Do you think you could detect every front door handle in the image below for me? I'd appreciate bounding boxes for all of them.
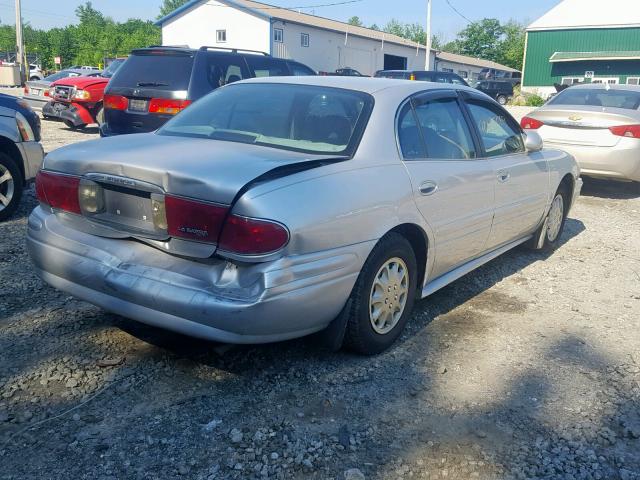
[419,181,438,196]
[497,170,511,183]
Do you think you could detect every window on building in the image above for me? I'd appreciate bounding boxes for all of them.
[441,67,453,73]
[561,77,584,86]
[591,77,619,85]
[458,70,468,79]
[216,30,227,43]
[627,77,640,85]
[274,28,284,43]
[301,33,309,47]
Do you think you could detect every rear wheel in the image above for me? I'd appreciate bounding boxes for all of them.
[0,153,23,222]
[529,184,569,251]
[64,120,86,130]
[95,106,104,126]
[496,94,508,105]
[344,233,418,355]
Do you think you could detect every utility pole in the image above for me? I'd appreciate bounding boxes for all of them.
[425,0,432,70]
[15,0,25,84]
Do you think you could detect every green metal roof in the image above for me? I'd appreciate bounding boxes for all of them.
[550,51,640,62]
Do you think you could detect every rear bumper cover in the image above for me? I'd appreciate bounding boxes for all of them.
[27,207,370,343]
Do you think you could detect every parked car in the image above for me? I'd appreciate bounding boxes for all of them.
[374,70,469,86]
[521,83,640,182]
[42,59,125,129]
[0,94,44,221]
[22,69,103,112]
[28,77,581,354]
[100,46,316,137]
[478,68,522,87]
[320,67,366,76]
[28,64,44,81]
[475,80,514,105]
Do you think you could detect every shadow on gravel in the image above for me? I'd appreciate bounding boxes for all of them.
[580,177,640,200]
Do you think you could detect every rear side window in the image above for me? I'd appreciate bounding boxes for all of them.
[205,54,249,88]
[108,52,195,91]
[245,56,289,77]
[415,72,434,81]
[548,88,640,109]
[466,101,524,157]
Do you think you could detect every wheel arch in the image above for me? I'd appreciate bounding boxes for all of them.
[0,136,25,185]
[388,223,429,290]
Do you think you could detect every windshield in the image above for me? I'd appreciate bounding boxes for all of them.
[549,88,640,109]
[157,83,373,155]
[44,71,72,82]
[101,59,125,78]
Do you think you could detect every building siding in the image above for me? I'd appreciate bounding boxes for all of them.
[524,27,640,87]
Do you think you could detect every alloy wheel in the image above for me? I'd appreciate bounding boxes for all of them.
[0,164,14,213]
[546,194,564,242]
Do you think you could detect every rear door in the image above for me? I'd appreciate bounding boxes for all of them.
[462,94,549,248]
[104,50,196,135]
[398,90,495,278]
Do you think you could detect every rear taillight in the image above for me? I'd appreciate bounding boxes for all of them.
[165,195,228,243]
[219,215,289,255]
[35,171,81,214]
[520,116,544,129]
[23,85,29,95]
[149,98,191,115]
[103,94,128,110]
[609,124,640,139]
[44,89,50,97]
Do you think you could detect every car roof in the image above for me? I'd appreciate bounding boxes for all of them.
[563,83,640,92]
[238,75,473,95]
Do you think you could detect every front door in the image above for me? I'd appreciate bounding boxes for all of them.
[397,90,495,278]
[463,95,549,248]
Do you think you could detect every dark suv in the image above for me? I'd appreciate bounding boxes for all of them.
[101,46,316,136]
[475,80,514,105]
[374,70,469,86]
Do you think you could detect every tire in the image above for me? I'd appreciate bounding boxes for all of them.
[528,184,570,252]
[344,232,418,355]
[496,94,508,105]
[64,120,85,130]
[0,152,24,222]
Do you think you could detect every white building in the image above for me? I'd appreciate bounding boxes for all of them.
[156,0,435,75]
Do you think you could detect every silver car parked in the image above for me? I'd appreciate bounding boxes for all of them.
[521,84,640,182]
[27,77,581,354]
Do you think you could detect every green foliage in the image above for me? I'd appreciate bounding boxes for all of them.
[526,94,545,107]
[497,20,526,70]
[453,18,504,62]
[0,1,160,70]
[347,16,363,27]
[158,0,191,19]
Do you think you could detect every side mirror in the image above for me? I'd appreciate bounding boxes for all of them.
[524,130,543,152]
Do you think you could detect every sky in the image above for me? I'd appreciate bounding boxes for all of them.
[0,0,561,39]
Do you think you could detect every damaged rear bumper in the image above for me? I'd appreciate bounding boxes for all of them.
[27,207,371,344]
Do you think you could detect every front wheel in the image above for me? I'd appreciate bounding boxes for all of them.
[344,233,418,355]
[529,185,569,251]
[64,120,86,130]
[0,153,24,222]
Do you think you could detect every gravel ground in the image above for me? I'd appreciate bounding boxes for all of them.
[0,106,639,480]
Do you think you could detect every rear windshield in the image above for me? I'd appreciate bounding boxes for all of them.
[157,83,373,156]
[108,52,195,91]
[44,71,74,82]
[549,88,640,109]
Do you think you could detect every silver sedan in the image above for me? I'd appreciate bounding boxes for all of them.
[27,77,581,354]
[521,84,640,182]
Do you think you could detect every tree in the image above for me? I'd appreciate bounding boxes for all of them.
[158,0,191,19]
[347,16,363,27]
[451,18,504,62]
[382,19,427,45]
[498,20,526,70]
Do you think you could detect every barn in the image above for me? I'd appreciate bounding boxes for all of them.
[522,0,640,97]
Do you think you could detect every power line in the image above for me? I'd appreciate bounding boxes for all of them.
[0,2,76,21]
[444,0,472,24]
[203,0,364,10]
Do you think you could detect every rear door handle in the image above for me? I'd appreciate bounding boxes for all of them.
[419,181,438,196]
[497,170,511,183]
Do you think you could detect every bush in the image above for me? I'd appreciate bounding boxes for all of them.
[526,95,545,107]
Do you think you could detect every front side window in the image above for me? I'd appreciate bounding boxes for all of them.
[398,96,476,160]
[288,61,316,76]
[216,30,227,43]
[245,56,288,77]
[301,33,309,47]
[274,28,284,43]
[158,83,373,156]
[466,101,524,157]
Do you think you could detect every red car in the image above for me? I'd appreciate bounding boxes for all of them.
[42,59,125,129]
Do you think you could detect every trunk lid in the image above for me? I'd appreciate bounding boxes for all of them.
[532,106,640,147]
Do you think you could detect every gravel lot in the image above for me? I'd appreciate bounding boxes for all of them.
[0,105,639,480]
